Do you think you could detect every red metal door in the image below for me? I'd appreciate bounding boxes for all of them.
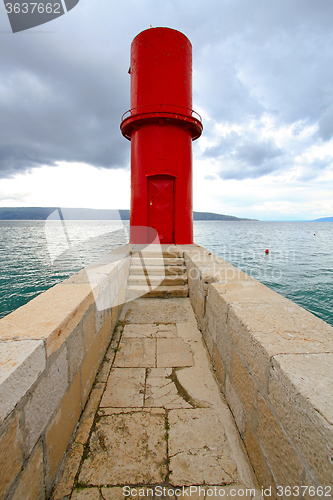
[148,176,174,243]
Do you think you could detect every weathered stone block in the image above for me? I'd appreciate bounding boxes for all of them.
[243,417,276,499]
[83,307,95,351]
[0,411,23,500]
[211,343,225,387]
[225,375,245,436]
[203,325,214,357]
[214,314,233,374]
[0,283,95,357]
[24,347,69,452]
[100,312,112,355]
[257,394,304,489]
[206,285,229,326]
[0,339,45,423]
[269,353,333,486]
[46,370,81,487]
[81,333,101,407]
[232,351,257,417]
[66,324,85,382]
[228,306,270,387]
[11,440,45,500]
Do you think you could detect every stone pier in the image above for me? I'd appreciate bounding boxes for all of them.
[0,244,332,500]
[51,296,260,500]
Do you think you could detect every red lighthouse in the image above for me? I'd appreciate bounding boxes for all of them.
[120,27,202,244]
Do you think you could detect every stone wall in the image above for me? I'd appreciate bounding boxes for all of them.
[0,244,130,500]
[184,246,333,498]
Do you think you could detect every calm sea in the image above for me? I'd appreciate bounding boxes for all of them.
[0,220,332,326]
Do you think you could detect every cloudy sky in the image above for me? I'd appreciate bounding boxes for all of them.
[1,0,333,221]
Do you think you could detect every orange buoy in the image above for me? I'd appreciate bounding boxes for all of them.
[265,249,269,254]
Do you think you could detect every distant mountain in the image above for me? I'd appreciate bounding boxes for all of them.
[0,207,258,221]
[312,216,333,222]
[192,211,258,221]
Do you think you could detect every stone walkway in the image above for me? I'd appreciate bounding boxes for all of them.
[52,298,262,500]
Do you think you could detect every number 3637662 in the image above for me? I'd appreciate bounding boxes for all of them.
[5,3,62,14]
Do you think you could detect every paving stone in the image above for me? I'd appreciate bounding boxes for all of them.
[100,368,145,407]
[123,324,177,338]
[119,298,190,324]
[157,339,194,368]
[122,324,158,338]
[175,486,206,499]
[101,487,127,500]
[102,486,154,500]
[72,488,101,500]
[145,368,192,409]
[202,485,260,499]
[168,409,238,486]
[156,324,178,337]
[79,412,167,485]
[114,338,156,368]
[98,407,165,416]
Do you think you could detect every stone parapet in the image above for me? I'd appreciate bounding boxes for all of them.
[0,244,130,500]
[184,245,333,497]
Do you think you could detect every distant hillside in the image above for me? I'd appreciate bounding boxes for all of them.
[0,207,258,221]
[312,216,333,222]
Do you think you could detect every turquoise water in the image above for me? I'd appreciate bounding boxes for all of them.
[0,220,332,326]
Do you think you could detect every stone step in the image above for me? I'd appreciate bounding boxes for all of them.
[128,274,187,286]
[126,284,189,300]
[131,250,183,259]
[129,265,186,276]
[130,257,184,267]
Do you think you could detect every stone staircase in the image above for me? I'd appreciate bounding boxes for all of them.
[126,247,189,299]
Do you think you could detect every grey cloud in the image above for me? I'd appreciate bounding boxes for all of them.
[203,133,284,179]
[236,141,282,166]
[1,0,333,182]
[318,105,333,141]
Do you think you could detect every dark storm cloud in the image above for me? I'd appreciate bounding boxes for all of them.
[0,4,132,178]
[0,0,333,181]
[203,133,284,179]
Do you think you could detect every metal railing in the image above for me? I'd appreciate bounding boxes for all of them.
[121,104,202,123]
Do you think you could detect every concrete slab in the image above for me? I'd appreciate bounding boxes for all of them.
[157,339,194,368]
[168,408,238,486]
[114,338,156,368]
[100,368,145,407]
[78,411,167,485]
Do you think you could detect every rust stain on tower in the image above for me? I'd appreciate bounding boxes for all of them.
[120,27,203,244]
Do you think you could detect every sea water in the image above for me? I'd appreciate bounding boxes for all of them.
[0,220,332,326]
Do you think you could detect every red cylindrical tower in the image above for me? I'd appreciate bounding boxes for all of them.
[121,27,202,244]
